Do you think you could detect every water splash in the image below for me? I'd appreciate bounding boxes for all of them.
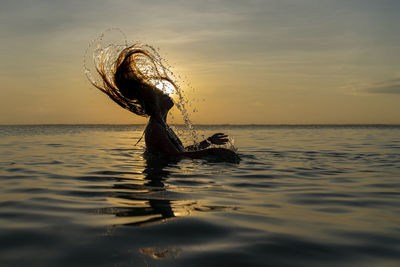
[84,28,128,90]
[84,29,200,146]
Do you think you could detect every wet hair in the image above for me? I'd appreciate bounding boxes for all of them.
[89,44,176,117]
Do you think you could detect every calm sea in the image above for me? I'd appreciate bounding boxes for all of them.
[0,125,399,266]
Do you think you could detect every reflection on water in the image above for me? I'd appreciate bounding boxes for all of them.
[0,125,400,266]
[139,247,181,260]
[101,156,178,226]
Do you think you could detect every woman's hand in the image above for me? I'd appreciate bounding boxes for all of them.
[207,133,229,145]
[185,133,229,151]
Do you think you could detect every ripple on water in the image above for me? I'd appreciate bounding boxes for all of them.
[1,125,400,266]
[25,160,64,165]
[6,167,39,174]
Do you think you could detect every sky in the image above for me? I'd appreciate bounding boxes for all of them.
[1,0,399,124]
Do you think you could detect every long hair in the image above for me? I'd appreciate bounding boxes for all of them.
[87,43,177,117]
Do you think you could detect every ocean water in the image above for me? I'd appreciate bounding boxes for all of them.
[0,124,399,267]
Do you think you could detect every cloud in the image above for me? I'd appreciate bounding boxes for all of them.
[364,78,400,94]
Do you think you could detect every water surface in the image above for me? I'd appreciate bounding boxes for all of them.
[1,125,400,266]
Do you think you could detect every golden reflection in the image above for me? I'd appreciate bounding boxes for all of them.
[139,247,181,260]
[104,156,180,226]
[101,154,234,226]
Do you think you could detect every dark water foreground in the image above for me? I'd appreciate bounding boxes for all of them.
[1,125,399,266]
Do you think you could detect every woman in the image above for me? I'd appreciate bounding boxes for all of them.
[89,44,238,160]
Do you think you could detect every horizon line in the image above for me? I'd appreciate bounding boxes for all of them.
[1,123,400,126]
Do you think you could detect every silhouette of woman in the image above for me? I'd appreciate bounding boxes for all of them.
[88,43,238,160]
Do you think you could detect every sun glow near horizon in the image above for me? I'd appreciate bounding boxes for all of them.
[0,0,399,125]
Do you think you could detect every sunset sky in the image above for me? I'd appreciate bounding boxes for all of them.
[1,0,399,124]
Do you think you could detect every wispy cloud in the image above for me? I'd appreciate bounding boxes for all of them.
[364,78,400,94]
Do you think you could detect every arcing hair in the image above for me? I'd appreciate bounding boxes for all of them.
[87,43,177,117]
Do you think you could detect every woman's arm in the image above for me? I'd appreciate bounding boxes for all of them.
[185,139,211,151]
[145,122,236,160]
[185,133,229,151]
[178,147,239,161]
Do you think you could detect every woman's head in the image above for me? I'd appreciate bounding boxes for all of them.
[88,43,176,118]
[114,48,175,117]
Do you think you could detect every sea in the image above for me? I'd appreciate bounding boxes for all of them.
[0,124,399,267]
